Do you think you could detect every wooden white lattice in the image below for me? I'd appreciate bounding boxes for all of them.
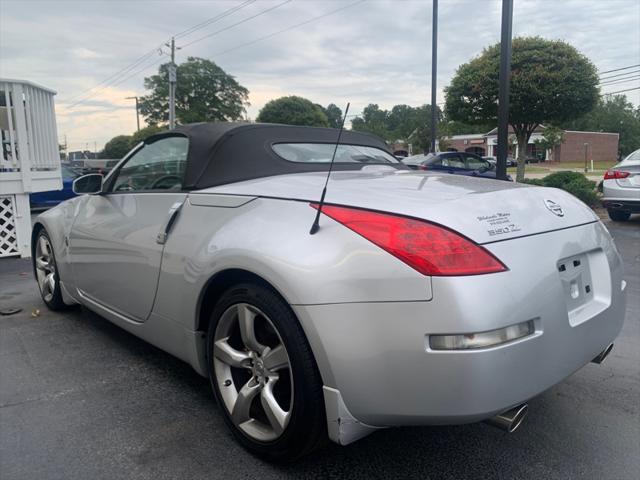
[0,195,19,257]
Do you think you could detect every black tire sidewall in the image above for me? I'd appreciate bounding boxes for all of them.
[607,209,630,222]
[206,283,326,461]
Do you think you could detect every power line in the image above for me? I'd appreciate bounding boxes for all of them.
[599,75,640,87]
[209,0,367,58]
[598,64,640,75]
[180,0,293,49]
[62,0,257,110]
[599,69,640,82]
[601,86,640,96]
[174,0,257,39]
[59,43,166,104]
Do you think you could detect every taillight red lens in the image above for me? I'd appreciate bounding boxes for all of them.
[604,170,630,180]
[419,164,428,170]
[311,204,507,276]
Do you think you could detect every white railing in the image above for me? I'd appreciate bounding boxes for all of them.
[1,78,61,258]
[1,78,59,173]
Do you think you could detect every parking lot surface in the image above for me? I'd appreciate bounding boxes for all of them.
[1,216,639,480]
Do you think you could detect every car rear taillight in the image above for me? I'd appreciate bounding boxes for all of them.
[604,170,630,180]
[419,164,428,170]
[310,204,507,276]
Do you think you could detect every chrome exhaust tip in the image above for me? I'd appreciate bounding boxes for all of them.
[591,343,614,364]
[484,403,528,433]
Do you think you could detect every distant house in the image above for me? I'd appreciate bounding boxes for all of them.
[447,126,619,162]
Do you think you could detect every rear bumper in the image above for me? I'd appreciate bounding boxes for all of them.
[294,222,626,427]
[602,198,640,213]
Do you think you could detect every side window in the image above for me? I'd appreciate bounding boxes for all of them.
[111,137,188,192]
[463,154,488,170]
[447,154,466,169]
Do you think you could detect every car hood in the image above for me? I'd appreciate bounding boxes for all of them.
[198,168,598,244]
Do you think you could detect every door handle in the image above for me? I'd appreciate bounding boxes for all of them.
[156,200,185,245]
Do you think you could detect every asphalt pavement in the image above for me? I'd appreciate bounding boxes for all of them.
[1,215,639,480]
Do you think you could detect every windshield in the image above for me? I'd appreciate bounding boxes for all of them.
[272,143,399,164]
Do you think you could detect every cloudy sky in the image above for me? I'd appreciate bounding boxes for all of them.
[1,0,639,151]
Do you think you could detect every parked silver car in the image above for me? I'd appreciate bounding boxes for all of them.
[33,123,626,461]
[602,149,640,221]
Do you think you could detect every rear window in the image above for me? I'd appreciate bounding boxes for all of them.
[272,143,399,164]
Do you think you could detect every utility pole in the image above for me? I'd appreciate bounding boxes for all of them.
[168,37,177,130]
[496,0,513,181]
[430,0,438,153]
[126,96,141,131]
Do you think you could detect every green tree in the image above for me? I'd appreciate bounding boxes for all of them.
[563,94,640,157]
[129,125,165,148]
[139,57,249,125]
[257,96,329,127]
[102,135,133,159]
[325,103,343,128]
[533,126,565,161]
[445,37,599,181]
[351,104,388,139]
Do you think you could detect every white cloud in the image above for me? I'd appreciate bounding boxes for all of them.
[1,0,638,149]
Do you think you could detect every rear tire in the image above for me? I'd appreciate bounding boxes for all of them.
[608,209,630,222]
[206,283,326,462]
[32,228,66,310]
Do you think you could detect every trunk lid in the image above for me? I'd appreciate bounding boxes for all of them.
[202,169,598,244]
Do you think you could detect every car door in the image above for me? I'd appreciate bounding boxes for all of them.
[69,135,189,322]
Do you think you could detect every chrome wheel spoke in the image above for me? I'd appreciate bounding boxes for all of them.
[44,272,56,295]
[237,304,266,354]
[36,256,49,271]
[263,344,289,371]
[261,381,290,435]
[214,338,251,369]
[231,378,261,425]
[38,236,49,256]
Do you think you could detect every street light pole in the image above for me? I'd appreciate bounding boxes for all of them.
[430,0,438,153]
[168,37,177,130]
[496,0,513,181]
[125,96,140,131]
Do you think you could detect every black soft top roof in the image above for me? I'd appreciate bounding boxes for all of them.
[145,122,404,190]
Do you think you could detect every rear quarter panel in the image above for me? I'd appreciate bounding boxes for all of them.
[153,195,432,331]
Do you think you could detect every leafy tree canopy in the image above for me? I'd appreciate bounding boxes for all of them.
[445,36,599,181]
[102,135,132,159]
[256,96,329,127]
[563,94,640,157]
[139,57,249,126]
[351,103,442,152]
[324,103,343,128]
[129,125,165,148]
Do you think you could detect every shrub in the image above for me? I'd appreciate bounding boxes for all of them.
[542,171,590,189]
[522,178,545,186]
[529,170,599,206]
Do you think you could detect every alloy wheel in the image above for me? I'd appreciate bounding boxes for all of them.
[35,235,57,303]
[213,303,293,442]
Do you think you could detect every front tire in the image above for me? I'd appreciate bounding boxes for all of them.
[206,283,326,462]
[33,228,66,310]
[608,209,630,222]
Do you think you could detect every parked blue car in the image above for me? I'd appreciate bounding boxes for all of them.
[30,165,80,209]
[403,152,512,181]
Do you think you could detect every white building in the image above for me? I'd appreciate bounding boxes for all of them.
[1,78,61,258]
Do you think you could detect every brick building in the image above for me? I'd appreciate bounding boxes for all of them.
[446,126,619,162]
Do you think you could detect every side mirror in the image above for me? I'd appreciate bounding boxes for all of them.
[72,174,103,194]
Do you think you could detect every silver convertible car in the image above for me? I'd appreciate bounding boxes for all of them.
[33,123,626,461]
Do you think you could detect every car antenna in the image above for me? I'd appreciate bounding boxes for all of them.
[309,102,350,235]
